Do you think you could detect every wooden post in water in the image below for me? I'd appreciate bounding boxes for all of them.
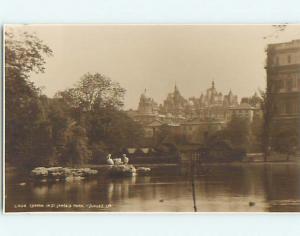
[191,152,197,212]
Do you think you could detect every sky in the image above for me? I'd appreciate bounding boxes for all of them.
[7,24,300,109]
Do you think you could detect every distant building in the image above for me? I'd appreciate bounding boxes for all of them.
[143,119,164,138]
[161,84,189,120]
[265,39,300,130]
[240,92,263,121]
[227,103,256,122]
[127,82,261,140]
[240,92,261,107]
[127,89,181,138]
[188,81,238,121]
[134,89,159,125]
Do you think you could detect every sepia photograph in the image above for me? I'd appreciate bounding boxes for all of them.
[3,24,300,213]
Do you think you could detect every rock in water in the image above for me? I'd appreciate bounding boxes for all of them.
[48,167,65,179]
[78,168,98,177]
[110,165,136,177]
[31,167,48,178]
[136,167,151,175]
[113,158,123,165]
[31,167,98,181]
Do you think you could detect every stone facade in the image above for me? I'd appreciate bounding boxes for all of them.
[265,39,300,131]
[227,103,255,122]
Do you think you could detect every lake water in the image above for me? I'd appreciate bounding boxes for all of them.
[5,163,300,212]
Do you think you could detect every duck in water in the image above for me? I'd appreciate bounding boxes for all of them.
[106,154,114,165]
[122,154,129,164]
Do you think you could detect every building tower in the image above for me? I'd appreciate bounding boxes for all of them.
[136,89,158,124]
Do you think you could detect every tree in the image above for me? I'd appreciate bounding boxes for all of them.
[5,30,53,79]
[63,124,91,167]
[45,97,73,165]
[225,115,250,149]
[56,73,126,113]
[249,115,263,152]
[90,142,109,164]
[155,124,170,145]
[5,29,53,168]
[86,109,144,152]
[272,128,298,161]
[56,73,144,155]
[203,117,249,161]
[260,47,277,161]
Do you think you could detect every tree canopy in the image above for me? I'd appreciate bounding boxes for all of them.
[5,31,144,168]
[5,30,53,168]
[56,73,126,112]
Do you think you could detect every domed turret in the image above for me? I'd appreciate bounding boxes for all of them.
[137,89,158,115]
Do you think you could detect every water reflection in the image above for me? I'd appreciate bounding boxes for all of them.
[5,163,300,212]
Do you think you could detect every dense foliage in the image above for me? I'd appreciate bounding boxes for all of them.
[5,30,144,168]
[206,116,250,150]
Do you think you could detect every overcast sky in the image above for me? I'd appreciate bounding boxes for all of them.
[8,24,300,109]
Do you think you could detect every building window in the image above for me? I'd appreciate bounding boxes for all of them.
[279,79,284,90]
[293,101,298,113]
[294,77,297,88]
[287,79,293,91]
[275,79,284,91]
[275,56,279,65]
[287,55,291,64]
[286,102,292,114]
[279,102,286,114]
